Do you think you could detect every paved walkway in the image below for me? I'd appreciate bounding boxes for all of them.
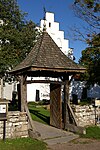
[33,121,79,145]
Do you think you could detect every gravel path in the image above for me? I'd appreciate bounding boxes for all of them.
[48,138,100,150]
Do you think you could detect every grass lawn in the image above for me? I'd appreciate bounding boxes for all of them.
[28,102,50,125]
[81,126,100,139]
[0,138,47,150]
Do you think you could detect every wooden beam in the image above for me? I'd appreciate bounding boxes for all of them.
[26,80,64,85]
[30,67,86,73]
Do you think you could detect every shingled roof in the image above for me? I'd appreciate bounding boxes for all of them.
[10,31,85,75]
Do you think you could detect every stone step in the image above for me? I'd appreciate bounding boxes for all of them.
[44,134,79,145]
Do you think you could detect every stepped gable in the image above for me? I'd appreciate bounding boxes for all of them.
[10,31,85,74]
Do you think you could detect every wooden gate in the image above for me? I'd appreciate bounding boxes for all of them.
[50,83,62,129]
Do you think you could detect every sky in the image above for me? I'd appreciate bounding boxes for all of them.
[17,0,87,63]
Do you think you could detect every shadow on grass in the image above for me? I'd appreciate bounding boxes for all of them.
[29,109,50,125]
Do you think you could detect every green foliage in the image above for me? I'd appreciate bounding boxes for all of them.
[81,126,100,139]
[38,99,50,105]
[0,138,47,150]
[0,0,39,76]
[79,98,93,105]
[8,99,19,111]
[0,0,25,29]
[74,0,100,12]
[79,33,100,86]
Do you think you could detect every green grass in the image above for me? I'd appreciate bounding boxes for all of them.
[0,138,47,150]
[78,98,93,106]
[81,126,100,139]
[28,102,50,125]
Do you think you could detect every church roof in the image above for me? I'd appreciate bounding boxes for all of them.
[10,31,85,75]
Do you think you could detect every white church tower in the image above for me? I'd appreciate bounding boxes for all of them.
[40,12,73,59]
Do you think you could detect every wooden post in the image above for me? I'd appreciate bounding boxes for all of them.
[19,76,40,138]
[0,78,4,99]
[3,120,6,141]
[63,76,70,129]
[20,75,27,112]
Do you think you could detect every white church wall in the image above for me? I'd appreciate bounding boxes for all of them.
[27,77,50,102]
[3,83,13,100]
[45,12,54,22]
[40,20,59,32]
[62,39,69,55]
[0,19,4,26]
[27,83,50,102]
[0,82,17,100]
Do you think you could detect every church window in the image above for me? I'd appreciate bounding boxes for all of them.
[49,22,51,27]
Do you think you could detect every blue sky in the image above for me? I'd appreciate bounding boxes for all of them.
[17,0,87,62]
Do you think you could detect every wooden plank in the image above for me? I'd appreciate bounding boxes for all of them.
[67,103,78,126]
[50,83,62,129]
[24,104,40,138]
[30,67,85,73]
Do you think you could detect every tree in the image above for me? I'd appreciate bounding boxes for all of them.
[71,0,100,41]
[71,1,100,86]
[0,0,39,99]
[79,33,100,86]
[0,0,38,77]
[74,0,100,28]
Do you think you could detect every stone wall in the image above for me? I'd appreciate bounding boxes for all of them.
[72,105,100,127]
[0,111,29,139]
